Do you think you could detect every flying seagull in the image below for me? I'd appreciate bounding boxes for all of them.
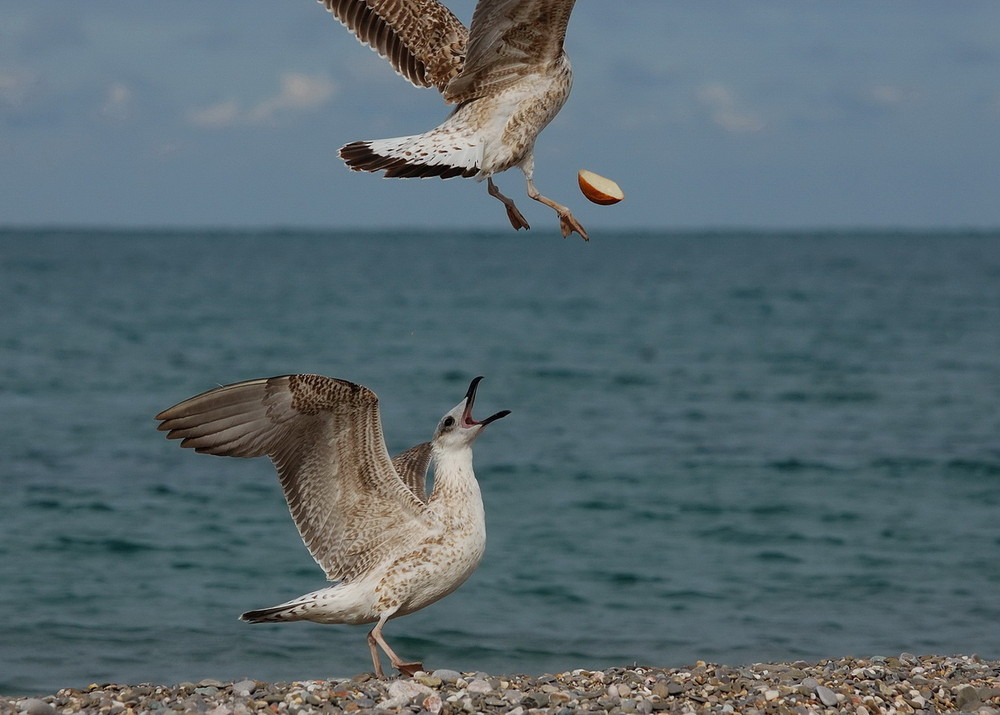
[155,374,509,678]
[323,0,589,240]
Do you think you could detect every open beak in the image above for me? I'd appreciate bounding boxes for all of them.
[462,376,511,428]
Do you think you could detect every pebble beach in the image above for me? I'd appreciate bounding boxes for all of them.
[5,654,1000,714]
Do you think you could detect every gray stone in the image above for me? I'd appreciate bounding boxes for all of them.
[815,685,839,706]
[466,678,494,694]
[520,692,550,708]
[231,680,256,697]
[19,699,56,715]
[431,669,462,684]
[955,684,983,710]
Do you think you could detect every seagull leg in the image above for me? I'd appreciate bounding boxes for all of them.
[368,615,424,678]
[366,627,387,679]
[488,177,531,231]
[526,177,589,241]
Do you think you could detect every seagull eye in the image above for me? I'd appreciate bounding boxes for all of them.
[443,416,455,429]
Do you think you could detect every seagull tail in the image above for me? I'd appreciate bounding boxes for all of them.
[340,129,482,180]
[241,605,296,623]
[240,597,314,623]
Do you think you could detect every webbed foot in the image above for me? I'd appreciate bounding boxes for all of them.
[558,211,589,241]
[395,661,425,677]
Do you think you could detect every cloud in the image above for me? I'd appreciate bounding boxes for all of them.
[0,67,41,112]
[187,72,336,128]
[99,82,134,123]
[863,84,920,108]
[187,99,241,129]
[697,83,766,133]
[247,73,336,123]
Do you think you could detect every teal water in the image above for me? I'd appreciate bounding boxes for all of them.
[2,229,999,695]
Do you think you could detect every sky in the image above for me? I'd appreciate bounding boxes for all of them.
[2,1,1000,231]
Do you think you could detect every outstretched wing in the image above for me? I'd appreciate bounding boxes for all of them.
[155,374,429,582]
[444,0,577,103]
[319,0,469,93]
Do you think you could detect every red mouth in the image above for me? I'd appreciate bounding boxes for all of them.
[462,376,511,428]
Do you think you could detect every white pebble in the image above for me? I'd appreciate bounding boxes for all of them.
[466,678,494,694]
[422,693,443,713]
[380,679,434,709]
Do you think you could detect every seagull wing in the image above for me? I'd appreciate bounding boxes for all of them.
[319,0,469,92]
[155,374,429,582]
[391,442,433,504]
[444,0,577,103]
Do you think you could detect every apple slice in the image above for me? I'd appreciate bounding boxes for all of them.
[578,169,624,205]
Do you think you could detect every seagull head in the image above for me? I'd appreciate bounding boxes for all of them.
[433,376,510,450]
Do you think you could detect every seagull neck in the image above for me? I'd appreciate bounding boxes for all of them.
[429,444,478,499]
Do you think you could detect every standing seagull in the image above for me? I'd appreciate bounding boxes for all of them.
[155,374,509,678]
[324,0,589,240]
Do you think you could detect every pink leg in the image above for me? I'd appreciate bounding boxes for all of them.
[367,614,423,678]
[526,177,589,241]
[488,177,531,231]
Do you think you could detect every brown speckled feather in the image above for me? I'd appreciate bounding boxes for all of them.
[319,0,468,92]
[444,0,577,103]
[155,374,428,582]
[391,442,433,503]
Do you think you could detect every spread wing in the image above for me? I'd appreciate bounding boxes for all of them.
[155,374,429,582]
[319,0,469,93]
[391,442,433,504]
[444,0,577,103]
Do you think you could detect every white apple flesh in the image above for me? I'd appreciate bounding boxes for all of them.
[578,170,624,205]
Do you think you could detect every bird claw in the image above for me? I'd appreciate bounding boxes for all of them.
[559,212,589,241]
[395,661,425,677]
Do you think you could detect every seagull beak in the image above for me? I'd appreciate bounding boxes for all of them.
[462,376,510,428]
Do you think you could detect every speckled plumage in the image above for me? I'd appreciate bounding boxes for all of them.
[321,0,588,239]
[155,374,509,678]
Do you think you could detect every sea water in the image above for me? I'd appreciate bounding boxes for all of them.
[2,229,999,695]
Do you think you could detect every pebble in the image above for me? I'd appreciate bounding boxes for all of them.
[19,699,56,715]
[431,669,462,684]
[6,654,1000,714]
[465,678,494,694]
[230,679,256,697]
[816,683,840,706]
